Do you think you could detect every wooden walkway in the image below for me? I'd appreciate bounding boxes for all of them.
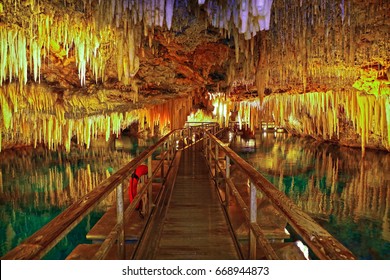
[133,143,240,259]
[4,127,356,261]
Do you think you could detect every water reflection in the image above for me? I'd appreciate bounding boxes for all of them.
[232,132,390,259]
[0,137,142,259]
[0,147,132,208]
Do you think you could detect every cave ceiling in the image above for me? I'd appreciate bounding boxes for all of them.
[1,0,389,113]
[1,0,267,116]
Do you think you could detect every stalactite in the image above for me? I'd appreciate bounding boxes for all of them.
[0,0,276,89]
[262,87,390,152]
[264,0,389,94]
[0,93,12,132]
[0,81,193,152]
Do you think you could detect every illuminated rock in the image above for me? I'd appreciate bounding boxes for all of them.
[0,0,389,153]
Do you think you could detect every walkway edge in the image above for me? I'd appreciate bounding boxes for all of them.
[132,150,183,259]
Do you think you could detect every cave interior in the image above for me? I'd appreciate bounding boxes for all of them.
[0,0,389,154]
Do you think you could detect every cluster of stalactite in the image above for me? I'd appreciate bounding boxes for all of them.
[0,0,273,153]
[262,0,389,93]
[202,0,273,39]
[261,87,390,153]
[207,76,389,153]
[0,0,387,90]
[0,82,192,152]
[0,0,274,88]
[140,98,192,135]
[0,0,153,88]
[0,8,109,86]
[206,93,261,131]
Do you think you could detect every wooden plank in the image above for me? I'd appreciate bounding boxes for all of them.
[257,242,307,260]
[66,244,135,260]
[132,150,183,259]
[147,145,240,260]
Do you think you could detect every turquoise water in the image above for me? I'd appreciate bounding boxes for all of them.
[0,135,154,259]
[231,132,390,260]
[2,132,389,260]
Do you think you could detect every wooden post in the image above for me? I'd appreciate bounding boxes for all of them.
[187,126,190,147]
[172,132,176,155]
[203,124,206,153]
[225,155,230,207]
[249,181,257,259]
[170,132,174,159]
[166,139,170,162]
[148,155,153,211]
[215,144,219,182]
[186,127,188,147]
[208,137,212,167]
[190,126,193,149]
[171,133,175,155]
[160,143,165,184]
[116,180,125,259]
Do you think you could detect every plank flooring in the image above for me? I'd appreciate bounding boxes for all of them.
[136,143,240,260]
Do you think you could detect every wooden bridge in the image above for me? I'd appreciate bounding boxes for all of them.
[1,123,356,260]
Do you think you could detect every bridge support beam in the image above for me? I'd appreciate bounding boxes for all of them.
[225,155,230,207]
[148,156,153,212]
[116,180,125,259]
[249,181,257,259]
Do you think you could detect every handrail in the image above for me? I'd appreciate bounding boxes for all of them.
[1,129,176,259]
[204,130,356,260]
[2,123,220,260]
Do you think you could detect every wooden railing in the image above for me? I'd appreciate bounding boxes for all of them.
[1,123,219,260]
[2,122,354,260]
[203,130,356,260]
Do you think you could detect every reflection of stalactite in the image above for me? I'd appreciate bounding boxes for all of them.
[356,159,366,219]
[0,170,3,193]
[5,223,16,253]
[304,151,390,230]
[255,137,390,231]
[383,187,390,242]
[0,148,134,210]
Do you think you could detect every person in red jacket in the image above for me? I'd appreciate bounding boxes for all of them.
[128,164,148,218]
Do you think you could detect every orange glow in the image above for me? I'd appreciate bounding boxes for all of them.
[187,109,215,123]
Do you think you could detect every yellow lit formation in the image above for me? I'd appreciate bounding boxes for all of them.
[206,76,389,154]
[262,88,390,153]
[0,83,192,152]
